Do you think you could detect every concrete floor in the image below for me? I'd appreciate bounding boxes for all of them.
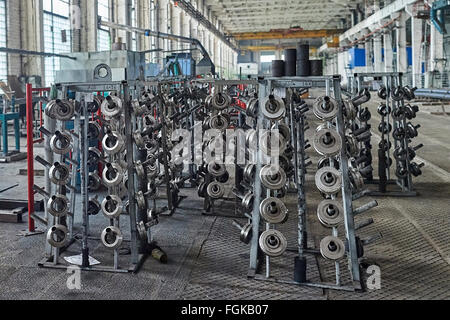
[0,97,449,300]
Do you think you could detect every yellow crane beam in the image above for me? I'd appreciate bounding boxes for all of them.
[241,46,319,55]
[232,29,344,41]
[240,45,295,51]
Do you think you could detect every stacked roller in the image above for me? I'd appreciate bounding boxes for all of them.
[296,44,311,76]
[284,49,297,76]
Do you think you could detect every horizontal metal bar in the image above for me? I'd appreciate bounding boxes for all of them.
[254,274,360,292]
[0,47,76,60]
[30,213,48,226]
[353,200,378,216]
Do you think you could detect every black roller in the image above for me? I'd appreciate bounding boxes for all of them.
[284,49,297,62]
[284,60,297,76]
[272,60,285,77]
[297,44,310,61]
[296,59,311,76]
[310,59,323,76]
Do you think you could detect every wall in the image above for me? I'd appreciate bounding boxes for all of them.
[2,0,238,84]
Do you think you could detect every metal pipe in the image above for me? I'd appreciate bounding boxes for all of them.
[100,19,215,74]
[0,47,76,60]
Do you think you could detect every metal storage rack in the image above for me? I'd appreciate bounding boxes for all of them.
[353,72,419,197]
[247,75,375,291]
[35,80,153,273]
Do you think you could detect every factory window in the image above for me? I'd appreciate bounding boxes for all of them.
[43,0,72,86]
[0,0,7,83]
[260,53,276,63]
[150,0,157,62]
[131,0,137,51]
[98,0,111,51]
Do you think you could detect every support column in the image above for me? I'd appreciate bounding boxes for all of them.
[183,14,191,54]
[428,22,444,87]
[6,0,21,75]
[373,37,383,72]
[275,50,282,60]
[167,2,173,51]
[365,39,373,73]
[372,0,382,72]
[21,0,45,78]
[74,0,98,52]
[157,0,169,66]
[171,5,181,50]
[396,14,408,74]
[137,0,150,53]
[411,16,423,87]
[115,0,132,48]
[384,30,394,72]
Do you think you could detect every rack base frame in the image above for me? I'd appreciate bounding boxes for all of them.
[247,249,364,292]
[364,179,418,197]
[37,238,148,274]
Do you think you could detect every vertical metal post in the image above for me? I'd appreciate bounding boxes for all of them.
[296,107,307,257]
[69,114,80,238]
[80,98,90,268]
[249,81,265,273]
[334,78,361,285]
[123,82,139,264]
[26,84,36,232]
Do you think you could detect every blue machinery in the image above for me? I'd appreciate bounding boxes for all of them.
[431,0,450,34]
[0,96,21,159]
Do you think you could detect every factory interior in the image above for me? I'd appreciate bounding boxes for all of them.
[0,0,449,304]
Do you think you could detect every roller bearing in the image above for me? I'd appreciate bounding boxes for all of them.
[246,98,259,117]
[342,99,357,120]
[260,197,288,224]
[209,114,229,131]
[320,236,346,261]
[241,191,254,211]
[317,200,344,228]
[315,167,342,195]
[210,92,232,110]
[102,131,125,155]
[49,162,71,186]
[50,131,73,155]
[260,165,287,190]
[259,230,288,257]
[261,95,286,120]
[101,226,123,249]
[313,129,342,157]
[349,168,364,191]
[47,100,75,121]
[313,96,338,121]
[101,95,123,118]
[102,163,124,187]
[145,139,159,154]
[101,195,123,219]
[243,164,256,182]
[88,121,102,140]
[88,171,102,191]
[88,198,101,216]
[207,182,225,199]
[207,161,227,177]
[47,194,69,218]
[47,225,69,248]
[136,191,147,210]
